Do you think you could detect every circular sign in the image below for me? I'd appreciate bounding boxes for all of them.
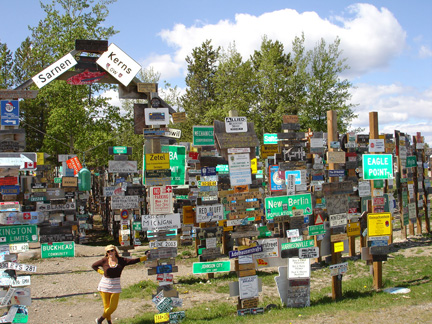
[120,209,129,219]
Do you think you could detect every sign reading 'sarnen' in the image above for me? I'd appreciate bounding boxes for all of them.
[32,53,78,88]
[96,43,141,86]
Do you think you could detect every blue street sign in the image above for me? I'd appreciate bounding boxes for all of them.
[1,100,19,126]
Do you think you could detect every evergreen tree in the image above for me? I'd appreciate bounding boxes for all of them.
[0,42,13,88]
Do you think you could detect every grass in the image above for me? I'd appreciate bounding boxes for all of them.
[117,241,432,324]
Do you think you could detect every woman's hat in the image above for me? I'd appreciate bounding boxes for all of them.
[105,244,118,252]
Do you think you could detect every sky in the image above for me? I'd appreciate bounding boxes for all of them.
[1,0,431,142]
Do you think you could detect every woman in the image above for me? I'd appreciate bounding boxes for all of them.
[92,245,149,324]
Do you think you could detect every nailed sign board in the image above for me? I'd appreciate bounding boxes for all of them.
[327,151,346,164]
[145,108,170,126]
[329,213,348,227]
[265,193,313,220]
[142,213,181,231]
[111,195,139,209]
[32,52,78,88]
[367,212,392,237]
[299,247,319,259]
[193,126,214,146]
[41,241,75,258]
[193,261,231,274]
[239,275,259,300]
[288,257,310,278]
[225,117,247,133]
[150,186,173,214]
[108,160,137,173]
[145,153,170,171]
[96,43,141,86]
[195,204,224,223]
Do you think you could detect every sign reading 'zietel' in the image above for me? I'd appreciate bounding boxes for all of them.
[96,43,141,87]
[32,52,78,88]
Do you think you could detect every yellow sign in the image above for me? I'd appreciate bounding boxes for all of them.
[145,153,170,170]
[334,241,344,253]
[154,313,169,323]
[347,222,361,237]
[260,144,279,159]
[199,181,217,187]
[368,212,392,236]
[251,158,257,174]
[36,152,45,165]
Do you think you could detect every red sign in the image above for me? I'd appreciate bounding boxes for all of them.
[189,152,199,160]
[66,156,82,175]
[373,197,385,206]
[120,209,129,219]
[0,177,18,186]
[315,213,324,225]
[23,212,31,220]
[67,69,106,85]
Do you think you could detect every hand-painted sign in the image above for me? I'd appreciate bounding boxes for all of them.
[195,204,224,223]
[141,214,181,231]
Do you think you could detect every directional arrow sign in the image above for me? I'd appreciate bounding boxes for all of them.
[0,153,37,170]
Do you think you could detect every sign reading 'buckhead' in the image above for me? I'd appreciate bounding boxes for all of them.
[96,43,141,86]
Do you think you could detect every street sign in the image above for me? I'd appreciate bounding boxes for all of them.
[265,193,313,220]
[193,126,214,146]
[145,153,170,170]
[263,133,278,144]
[225,117,247,133]
[1,100,19,126]
[109,146,131,155]
[192,261,231,274]
[108,160,137,173]
[0,152,37,170]
[96,43,141,86]
[0,225,38,245]
[32,52,78,88]
[308,224,326,236]
[367,212,392,236]
[41,241,75,258]
[362,154,393,180]
[281,239,314,250]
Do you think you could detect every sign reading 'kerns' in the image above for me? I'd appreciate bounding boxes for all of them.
[96,43,141,86]
[32,53,77,88]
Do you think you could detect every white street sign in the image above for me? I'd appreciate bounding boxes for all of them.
[32,52,78,88]
[142,213,181,231]
[0,153,37,170]
[96,43,141,86]
[225,117,247,133]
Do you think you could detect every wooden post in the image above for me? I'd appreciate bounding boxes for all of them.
[327,110,342,300]
[369,112,383,290]
[412,135,423,235]
[395,130,408,239]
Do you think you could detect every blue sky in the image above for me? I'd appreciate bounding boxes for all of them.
[1,0,431,141]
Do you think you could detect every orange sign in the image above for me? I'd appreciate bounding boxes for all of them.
[234,185,249,193]
[66,156,82,175]
[182,206,195,224]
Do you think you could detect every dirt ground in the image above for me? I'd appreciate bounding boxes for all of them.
[16,220,432,324]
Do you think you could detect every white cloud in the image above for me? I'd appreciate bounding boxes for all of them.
[141,54,184,79]
[419,45,432,58]
[350,84,432,142]
[151,3,406,81]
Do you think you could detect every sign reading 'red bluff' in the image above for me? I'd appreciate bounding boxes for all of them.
[96,43,141,86]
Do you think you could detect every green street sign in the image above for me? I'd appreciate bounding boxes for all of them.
[362,154,393,180]
[281,239,314,250]
[54,177,62,183]
[406,156,417,168]
[41,241,75,258]
[161,145,186,185]
[263,133,278,144]
[29,196,47,202]
[193,261,231,274]
[113,146,128,154]
[132,222,142,231]
[308,224,326,236]
[193,126,214,146]
[265,193,312,220]
[0,225,38,245]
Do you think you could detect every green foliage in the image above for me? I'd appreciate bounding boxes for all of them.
[0,42,13,88]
